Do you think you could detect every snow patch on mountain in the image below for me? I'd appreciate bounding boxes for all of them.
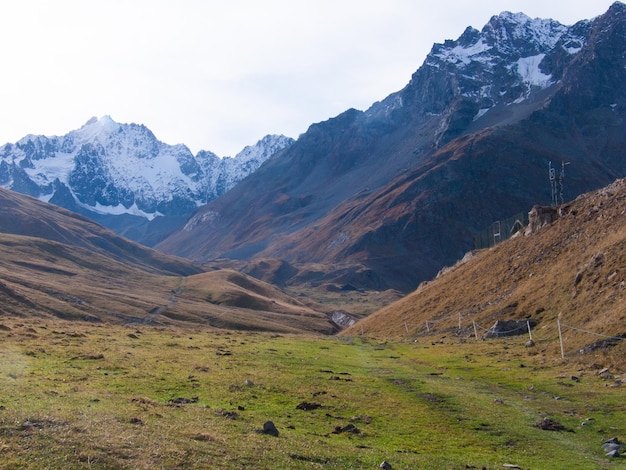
[426,10,581,107]
[515,54,552,88]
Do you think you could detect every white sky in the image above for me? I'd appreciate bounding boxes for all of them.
[0,1,617,156]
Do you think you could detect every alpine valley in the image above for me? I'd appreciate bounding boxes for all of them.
[2,5,626,468]
[3,3,626,302]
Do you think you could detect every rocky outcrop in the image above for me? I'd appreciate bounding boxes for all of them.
[525,206,559,235]
[484,320,535,339]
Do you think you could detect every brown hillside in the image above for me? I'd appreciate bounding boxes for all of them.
[0,233,337,333]
[343,178,626,351]
[0,188,338,334]
[180,270,334,332]
[0,187,200,276]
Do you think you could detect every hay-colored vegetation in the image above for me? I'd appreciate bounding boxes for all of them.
[344,178,626,364]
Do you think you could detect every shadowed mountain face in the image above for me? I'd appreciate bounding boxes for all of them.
[158,4,626,292]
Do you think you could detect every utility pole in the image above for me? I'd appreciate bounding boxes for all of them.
[559,161,570,206]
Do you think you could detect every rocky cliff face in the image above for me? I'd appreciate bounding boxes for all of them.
[158,3,626,292]
[0,117,293,245]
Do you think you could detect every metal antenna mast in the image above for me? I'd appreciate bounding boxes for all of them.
[549,161,557,207]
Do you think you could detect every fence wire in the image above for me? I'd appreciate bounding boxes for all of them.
[358,316,624,359]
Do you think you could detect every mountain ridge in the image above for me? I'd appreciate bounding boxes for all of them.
[157,3,626,292]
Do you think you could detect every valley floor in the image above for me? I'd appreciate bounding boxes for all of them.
[0,318,624,469]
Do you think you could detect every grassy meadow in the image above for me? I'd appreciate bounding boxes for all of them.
[0,318,624,469]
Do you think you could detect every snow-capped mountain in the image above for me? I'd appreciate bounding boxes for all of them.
[159,3,626,292]
[427,12,586,94]
[366,9,593,146]
[0,116,293,243]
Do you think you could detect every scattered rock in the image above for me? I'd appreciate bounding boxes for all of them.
[602,437,623,457]
[214,409,239,420]
[329,375,353,382]
[296,401,322,411]
[257,420,279,437]
[129,417,144,425]
[580,336,626,355]
[535,417,569,431]
[332,423,360,434]
[168,397,199,405]
[379,461,392,469]
[245,379,254,387]
[574,271,583,286]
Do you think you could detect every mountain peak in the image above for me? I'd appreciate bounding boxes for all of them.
[492,11,532,24]
[82,114,117,128]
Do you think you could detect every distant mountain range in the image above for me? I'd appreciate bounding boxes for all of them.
[0,116,293,245]
[157,2,626,292]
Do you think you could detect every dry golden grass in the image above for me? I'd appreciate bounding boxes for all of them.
[344,178,626,368]
[0,188,352,335]
[0,236,338,334]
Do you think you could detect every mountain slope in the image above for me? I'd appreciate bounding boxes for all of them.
[0,188,336,333]
[0,187,201,276]
[0,117,293,245]
[158,3,626,292]
[341,177,626,347]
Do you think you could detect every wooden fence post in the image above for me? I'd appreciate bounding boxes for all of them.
[557,313,565,359]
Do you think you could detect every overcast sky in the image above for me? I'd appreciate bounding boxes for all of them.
[0,1,617,157]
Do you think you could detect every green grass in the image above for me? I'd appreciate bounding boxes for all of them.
[0,320,624,469]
